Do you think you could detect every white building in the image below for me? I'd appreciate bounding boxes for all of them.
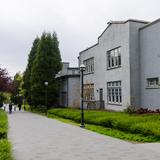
[78,19,160,110]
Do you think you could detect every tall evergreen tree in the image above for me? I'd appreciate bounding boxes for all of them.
[23,37,40,104]
[30,32,62,107]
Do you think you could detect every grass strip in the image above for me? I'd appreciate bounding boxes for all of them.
[25,106,160,142]
[0,109,13,160]
[47,113,159,143]
[47,108,160,142]
[0,109,8,139]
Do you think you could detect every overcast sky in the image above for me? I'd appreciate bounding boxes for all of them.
[0,0,160,76]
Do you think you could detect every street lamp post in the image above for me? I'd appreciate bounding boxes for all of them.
[44,81,48,114]
[80,64,86,128]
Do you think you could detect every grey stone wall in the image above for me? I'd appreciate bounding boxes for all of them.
[79,20,150,111]
[79,22,131,110]
[57,62,80,108]
[140,21,160,109]
[129,22,147,107]
[68,77,80,107]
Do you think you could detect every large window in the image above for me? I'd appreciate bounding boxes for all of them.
[107,81,122,104]
[146,77,159,88]
[84,83,94,101]
[107,47,121,69]
[83,57,94,74]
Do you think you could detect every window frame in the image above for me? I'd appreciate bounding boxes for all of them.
[146,77,160,89]
[107,81,122,105]
[83,57,94,74]
[84,83,95,101]
[107,47,121,70]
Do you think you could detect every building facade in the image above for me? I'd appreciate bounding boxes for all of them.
[79,19,160,110]
[56,62,80,107]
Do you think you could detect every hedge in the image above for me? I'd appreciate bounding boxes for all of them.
[48,108,160,138]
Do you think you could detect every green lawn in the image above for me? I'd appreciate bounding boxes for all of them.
[48,108,160,142]
[0,109,13,160]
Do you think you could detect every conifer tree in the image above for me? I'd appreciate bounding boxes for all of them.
[30,32,62,107]
[23,37,40,104]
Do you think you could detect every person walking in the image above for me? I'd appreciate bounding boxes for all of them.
[18,104,22,111]
[9,103,13,114]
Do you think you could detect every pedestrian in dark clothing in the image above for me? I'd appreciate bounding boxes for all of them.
[18,104,22,111]
[9,103,12,114]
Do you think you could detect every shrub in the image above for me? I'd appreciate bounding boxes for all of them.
[0,139,13,160]
[123,105,137,114]
[136,108,160,114]
[0,110,8,139]
[48,108,160,139]
[0,110,12,159]
[36,105,47,113]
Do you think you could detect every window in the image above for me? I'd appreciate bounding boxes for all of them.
[72,70,75,74]
[147,78,159,88]
[83,57,94,74]
[107,47,121,69]
[107,81,122,104]
[84,83,94,101]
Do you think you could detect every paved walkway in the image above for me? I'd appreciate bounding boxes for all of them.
[8,110,160,160]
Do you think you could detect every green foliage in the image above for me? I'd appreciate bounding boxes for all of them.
[30,32,62,107]
[0,93,6,107]
[23,37,40,105]
[34,105,47,113]
[11,72,23,104]
[86,124,159,142]
[13,72,23,95]
[0,92,12,107]
[0,110,12,159]
[0,139,13,160]
[0,110,8,139]
[123,105,137,114]
[48,108,160,142]
[47,111,158,142]
[2,93,11,103]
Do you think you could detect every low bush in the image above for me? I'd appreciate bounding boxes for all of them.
[35,105,47,113]
[0,139,13,160]
[0,109,13,160]
[0,109,8,139]
[124,106,160,114]
[136,108,160,114]
[48,108,160,140]
[123,105,137,114]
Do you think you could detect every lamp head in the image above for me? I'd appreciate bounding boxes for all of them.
[80,64,86,71]
[44,81,48,86]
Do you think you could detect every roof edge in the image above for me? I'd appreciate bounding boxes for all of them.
[79,43,98,54]
[107,19,149,25]
[139,18,160,30]
[99,19,149,39]
[79,19,150,55]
